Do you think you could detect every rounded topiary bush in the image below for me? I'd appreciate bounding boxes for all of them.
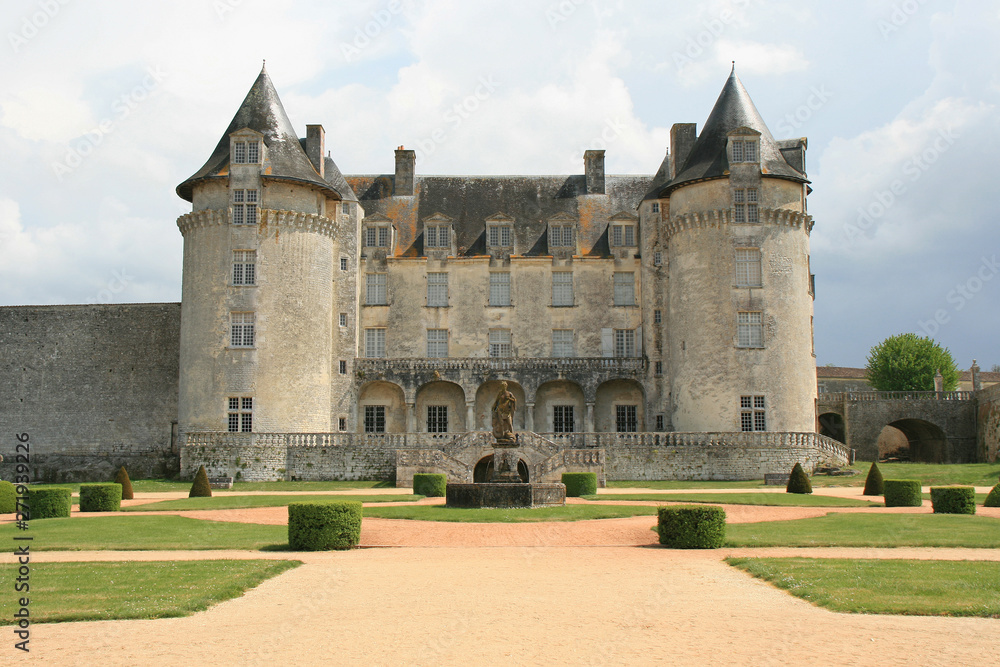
[562,472,598,497]
[79,483,122,512]
[0,480,16,514]
[862,461,884,496]
[114,466,134,500]
[786,462,813,494]
[412,473,447,497]
[883,479,922,507]
[930,486,976,515]
[288,501,362,551]
[657,505,726,549]
[985,484,1000,508]
[189,465,213,498]
[27,487,72,519]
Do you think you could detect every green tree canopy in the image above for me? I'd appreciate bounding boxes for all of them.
[865,333,959,391]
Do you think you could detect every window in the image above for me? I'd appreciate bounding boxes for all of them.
[340,257,348,271]
[552,329,574,358]
[553,405,574,433]
[365,273,387,305]
[338,417,347,431]
[735,248,762,287]
[426,329,448,358]
[655,414,664,431]
[425,225,449,248]
[489,272,511,306]
[364,405,386,433]
[732,139,758,163]
[339,313,347,327]
[737,311,763,348]
[487,224,513,248]
[363,225,390,248]
[232,141,260,164]
[733,188,759,224]
[427,272,448,307]
[651,202,660,213]
[653,251,662,267]
[655,361,663,375]
[230,312,255,348]
[364,328,386,358]
[611,223,636,247]
[227,397,253,432]
[614,329,635,357]
[552,272,573,306]
[489,329,511,358]
[615,405,638,433]
[232,189,258,225]
[549,225,574,248]
[232,250,256,286]
[613,272,635,306]
[654,309,662,324]
[427,405,448,433]
[740,395,766,431]
[339,360,347,375]
[341,203,350,215]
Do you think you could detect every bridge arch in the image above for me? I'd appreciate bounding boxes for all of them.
[878,419,948,463]
[818,412,845,444]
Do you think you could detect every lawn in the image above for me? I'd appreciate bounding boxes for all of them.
[125,494,424,511]
[725,513,1000,548]
[727,557,1000,618]
[582,493,876,507]
[28,479,395,493]
[362,504,658,522]
[0,560,300,624]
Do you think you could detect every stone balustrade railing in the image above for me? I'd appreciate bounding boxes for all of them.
[819,390,975,403]
[354,356,647,376]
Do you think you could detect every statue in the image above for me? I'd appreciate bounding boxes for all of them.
[491,381,516,446]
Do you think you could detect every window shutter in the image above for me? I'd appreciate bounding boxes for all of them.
[601,328,613,357]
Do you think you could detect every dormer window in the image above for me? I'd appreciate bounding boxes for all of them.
[731,139,758,163]
[549,224,574,248]
[425,224,450,248]
[611,223,636,247]
[651,202,660,213]
[487,223,513,248]
[362,219,393,249]
[232,140,261,164]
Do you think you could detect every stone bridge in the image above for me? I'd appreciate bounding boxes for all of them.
[817,391,978,463]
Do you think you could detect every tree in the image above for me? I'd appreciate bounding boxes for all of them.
[865,333,959,391]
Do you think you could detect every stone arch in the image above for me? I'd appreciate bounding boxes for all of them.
[595,379,646,432]
[415,381,467,433]
[357,381,406,433]
[533,380,586,433]
[474,380,527,432]
[473,455,529,483]
[877,419,948,463]
[818,412,845,444]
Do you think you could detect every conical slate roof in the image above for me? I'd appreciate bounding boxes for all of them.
[176,66,345,202]
[659,69,807,196]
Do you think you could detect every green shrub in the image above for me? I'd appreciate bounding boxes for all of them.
[930,486,976,515]
[657,505,726,549]
[288,501,362,551]
[862,461,884,496]
[985,484,1000,508]
[412,473,447,497]
[189,466,213,498]
[786,463,813,494]
[27,487,72,519]
[79,483,122,512]
[0,480,16,514]
[114,466,134,500]
[883,479,922,507]
[562,472,598,497]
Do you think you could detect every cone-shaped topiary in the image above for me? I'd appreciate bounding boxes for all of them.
[114,466,134,500]
[862,461,884,496]
[786,462,813,494]
[984,484,1000,508]
[0,480,16,514]
[189,465,213,498]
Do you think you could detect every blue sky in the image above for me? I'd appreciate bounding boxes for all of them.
[1,0,997,369]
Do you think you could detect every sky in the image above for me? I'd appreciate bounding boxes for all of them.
[1,0,997,369]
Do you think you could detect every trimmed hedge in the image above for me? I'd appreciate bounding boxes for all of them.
[412,473,447,497]
[27,487,72,519]
[288,501,362,551]
[0,480,16,514]
[189,465,213,498]
[79,483,122,512]
[862,461,884,496]
[930,486,976,515]
[786,462,813,494]
[562,472,598,497]
[657,505,726,549]
[114,466,134,500]
[883,479,922,507]
[985,484,1000,508]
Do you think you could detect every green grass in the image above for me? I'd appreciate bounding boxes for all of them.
[0,516,289,551]
[582,493,876,507]
[726,513,1000,548]
[362,504,658,522]
[727,557,1000,617]
[0,560,299,624]
[29,479,395,493]
[125,494,424,511]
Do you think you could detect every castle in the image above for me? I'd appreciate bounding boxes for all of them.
[0,66,855,484]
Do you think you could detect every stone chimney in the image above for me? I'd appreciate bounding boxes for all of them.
[669,123,697,179]
[934,369,944,393]
[305,124,325,179]
[971,359,982,391]
[394,147,416,196]
[584,149,605,195]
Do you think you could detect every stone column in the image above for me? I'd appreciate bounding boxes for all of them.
[525,402,535,432]
[585,402,595,433]
[934,369,943,393]
[971,360,982,391]
[406,402,417,433]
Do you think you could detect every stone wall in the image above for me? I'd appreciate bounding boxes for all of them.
[977,383,1000,462]
[0,304,181,482]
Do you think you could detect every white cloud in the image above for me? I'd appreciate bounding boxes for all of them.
[712,40,809,75]
[0,87,95,143]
